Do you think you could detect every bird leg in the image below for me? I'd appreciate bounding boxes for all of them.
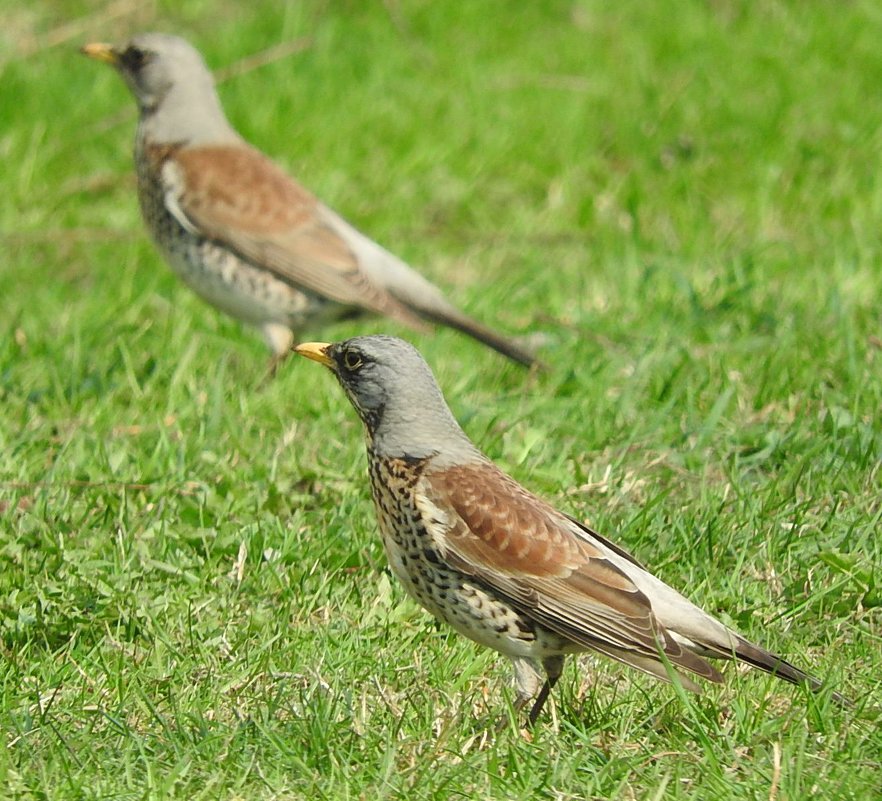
[498,655,565,729]
[264,349,289,382]
[527,656,564,726]
[261,322,295,381]
[494,657,543,731]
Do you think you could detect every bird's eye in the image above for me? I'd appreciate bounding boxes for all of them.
[342,349,363,371]
[122,46,148,70]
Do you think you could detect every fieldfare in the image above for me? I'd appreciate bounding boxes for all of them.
[296,335,841,724]
[81,33,540,371]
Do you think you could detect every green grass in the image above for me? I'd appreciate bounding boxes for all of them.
[2,0,881,798]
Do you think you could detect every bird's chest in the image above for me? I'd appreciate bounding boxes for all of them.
[366,454,538,654]
[133,145,234,295]
[135,144,192,249]
[368,456,439,589]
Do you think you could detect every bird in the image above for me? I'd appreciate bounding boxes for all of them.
[295,335,842,725]
[80,33,540,372]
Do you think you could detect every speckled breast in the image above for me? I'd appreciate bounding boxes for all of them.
[366,453,543,659]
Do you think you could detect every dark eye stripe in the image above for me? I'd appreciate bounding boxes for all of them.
[122,46,148,70]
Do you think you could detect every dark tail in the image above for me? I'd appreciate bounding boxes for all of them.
[419,305,545,369]
[734,636,850,707]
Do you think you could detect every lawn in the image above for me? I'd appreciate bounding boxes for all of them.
[1,0,880,798]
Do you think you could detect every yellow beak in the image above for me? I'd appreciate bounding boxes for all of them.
[294,342,334,368]
[80,42,119,65]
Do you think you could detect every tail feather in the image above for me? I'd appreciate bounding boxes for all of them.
[733,636,817,687]
[416,304,544,369]
[732,636,850,705]
[681,632,850,707]
[332,213,544,368]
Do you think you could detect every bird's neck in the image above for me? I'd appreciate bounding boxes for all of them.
[364,404,481,465]
[137,86,240,148]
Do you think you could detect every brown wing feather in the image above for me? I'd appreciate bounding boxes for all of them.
[422,462,722,685]
[163,144,430,329]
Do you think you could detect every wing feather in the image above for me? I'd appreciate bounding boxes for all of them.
[154,143,430,329]
[420,461,722,686]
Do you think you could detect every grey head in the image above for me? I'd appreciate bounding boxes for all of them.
[296,336,481,462]
[82,32,239,146]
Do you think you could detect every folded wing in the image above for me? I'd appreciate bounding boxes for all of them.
[420,460,724,691]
